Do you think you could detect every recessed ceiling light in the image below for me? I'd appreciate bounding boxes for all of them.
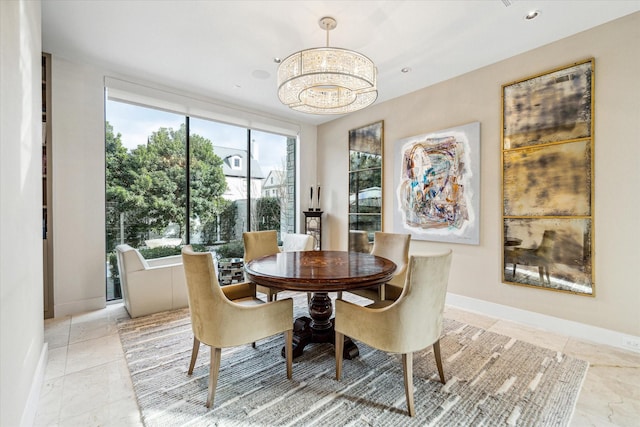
[524,10,540,20]
[401,67,411,73]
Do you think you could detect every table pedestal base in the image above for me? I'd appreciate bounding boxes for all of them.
[281,292,359,360]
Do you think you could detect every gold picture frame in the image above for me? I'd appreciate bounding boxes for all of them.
[501,59,595,296]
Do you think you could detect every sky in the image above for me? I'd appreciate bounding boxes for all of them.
[105,100,289,174]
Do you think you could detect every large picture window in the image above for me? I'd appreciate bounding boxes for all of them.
[105,99,296,300]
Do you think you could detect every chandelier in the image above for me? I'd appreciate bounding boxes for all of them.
[277,17,378,115]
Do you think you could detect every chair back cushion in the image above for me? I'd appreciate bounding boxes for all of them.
[371,232,410,284]
[243,230,280,262]
[400,251,453,350]
[181,245,228,343]
[349,230,371,253]
[281,233,314,252]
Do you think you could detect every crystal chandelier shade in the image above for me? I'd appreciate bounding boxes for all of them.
[277,17,378,114]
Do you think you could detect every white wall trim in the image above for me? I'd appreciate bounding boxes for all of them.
[20,343,47,427]
[54,297,105,318]
[446,292,640,353]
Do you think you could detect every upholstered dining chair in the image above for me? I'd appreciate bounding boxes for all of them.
[243,231,281,301]
[281,232,315,252]
[181,245,293,408]
[338,232,411,302]
[244,231,315,301]
[334,250,453,417]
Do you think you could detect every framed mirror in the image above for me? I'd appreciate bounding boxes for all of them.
[348,121,383,252]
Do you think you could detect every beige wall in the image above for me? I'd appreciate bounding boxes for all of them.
[0,1,47,425]
[317,13,640,336]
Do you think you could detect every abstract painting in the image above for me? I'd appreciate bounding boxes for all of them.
[393,122,480,245]
[502,59,594,296]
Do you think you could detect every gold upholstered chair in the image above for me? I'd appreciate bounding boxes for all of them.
[243,231,314,302]
[334,250,453,417]
[181,245,293,408]
[243,231,281,301]
[339,232,411,302]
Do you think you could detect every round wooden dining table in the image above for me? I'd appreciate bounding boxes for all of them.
[245,250,396,359]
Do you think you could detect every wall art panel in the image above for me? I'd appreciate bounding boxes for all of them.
[393,121,480,245]
[502,59,595,296]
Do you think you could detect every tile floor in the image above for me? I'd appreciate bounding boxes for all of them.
[36,294,640,426]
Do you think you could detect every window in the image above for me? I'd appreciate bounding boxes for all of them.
[105,99,296,301]
[232,156,241,170]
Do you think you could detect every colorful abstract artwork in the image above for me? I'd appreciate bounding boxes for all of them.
[393,122,480,244]
[502,59,594,296]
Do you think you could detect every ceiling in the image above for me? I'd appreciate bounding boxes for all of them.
[41,0,639,126]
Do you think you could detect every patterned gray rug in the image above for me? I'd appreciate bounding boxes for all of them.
[117,293,588,426]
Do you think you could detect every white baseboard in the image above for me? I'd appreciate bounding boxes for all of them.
[54,296,105,317]
[446,292,640,354]
[20,343,48,427]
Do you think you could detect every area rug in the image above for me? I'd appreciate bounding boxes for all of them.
[117,294,588,426]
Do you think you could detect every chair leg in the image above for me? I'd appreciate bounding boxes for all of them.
[306,292,311,305]
[336,291,343,300]
[402,352,415,417]
[433,339,446,384]
[268,289,276,302]
[284,329,293,379]
[206,347,222,408]
[538,266,545,284]
[335,331,344,380]
[188,337,200,375]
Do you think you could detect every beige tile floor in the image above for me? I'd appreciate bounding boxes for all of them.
[36,295,640,426]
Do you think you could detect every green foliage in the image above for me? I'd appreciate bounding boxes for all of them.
[349,151,382,171]
[219,202,238,242]
[108,251,120,287]
[139,246,182,259]
[200,198,232,245]
[255,197,281,231]
[105,122,227,251]
[215,240,244,259]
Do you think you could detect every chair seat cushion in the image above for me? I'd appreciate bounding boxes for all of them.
[366,300,394,309]
[233,296,266,306]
